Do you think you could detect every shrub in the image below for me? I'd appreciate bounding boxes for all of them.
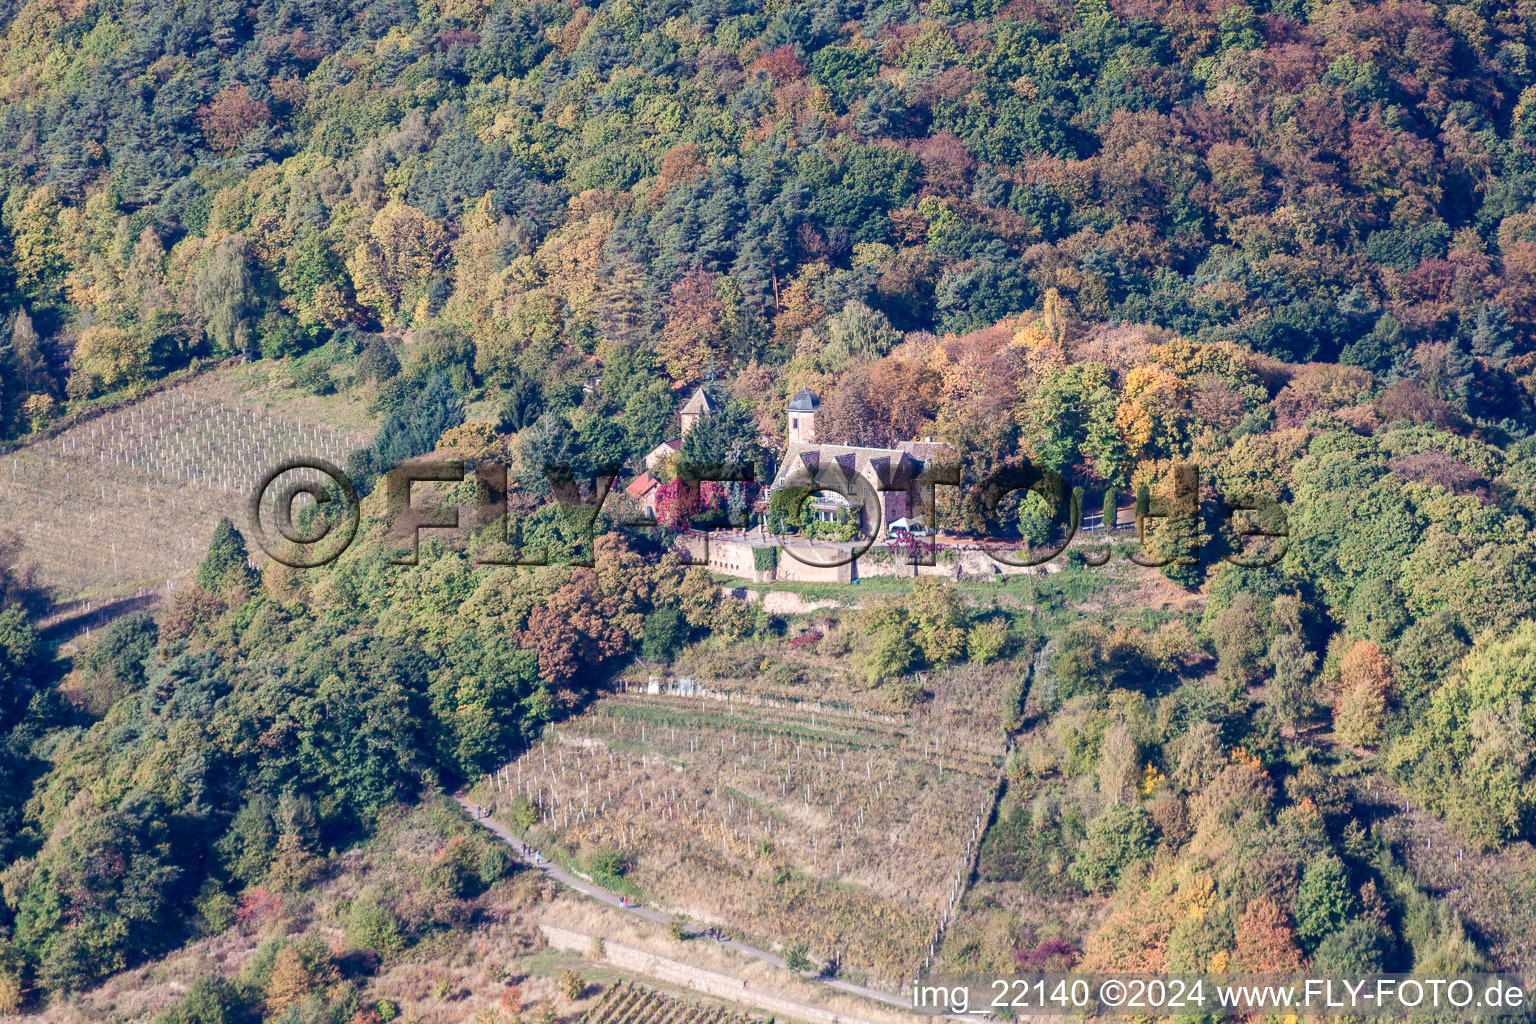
[641,607,687,661]
[509,793,540,828]
[84,610,158,702]
[195,881,236,935]
[977,804,1083,895]
[155,974,246,1024]
[501,985,523,1013]
[865,618,919,682]
[479,842,514,885]
[967,618,1008,663]
[1311,920,1389,972]
[713,595,754,641]
[784,942,814,972]
[1070,803,1155,893]
[588,848,627,883]
[346,895,405,956]
[429,837,482,898]
[878,675,927,710]
[767,487,811,534]
[235,886,283,928]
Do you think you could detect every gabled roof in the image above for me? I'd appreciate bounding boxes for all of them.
[681,388,718,415]
[625,472,659,498]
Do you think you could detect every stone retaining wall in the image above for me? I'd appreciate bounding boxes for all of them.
[539,923,896,1024]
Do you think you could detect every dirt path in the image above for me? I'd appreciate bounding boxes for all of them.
[453,795,952,1019]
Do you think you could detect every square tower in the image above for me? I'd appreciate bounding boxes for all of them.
[787,388,819,444]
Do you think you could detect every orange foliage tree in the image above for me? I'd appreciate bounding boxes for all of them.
[1334,640,1394,748]
[196,86,270,153]
[1233,899,1305,972]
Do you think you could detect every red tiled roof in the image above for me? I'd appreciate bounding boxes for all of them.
[625,472,659,498]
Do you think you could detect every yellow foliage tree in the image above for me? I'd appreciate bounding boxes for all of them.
[72,325,148,394]
[1116,365,1192,462]
[13,186,66,295]
[448,194,514,333]
[0,970,19,1013]
[348,200,449,325]
[267,831,321,892]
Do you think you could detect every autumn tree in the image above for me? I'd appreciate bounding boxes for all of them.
[1233,899,1305,972]
[12,186,66,298]
[752,45,807,82]
[517,570,629,685]
[659,269,728,384]
[71,325,148,395]
[0,310,49,428]
[816,357,940,448]
[266,947,316,1015]
[1335,640,1393,748]
[196,87,270,153]
[348,200,450,326]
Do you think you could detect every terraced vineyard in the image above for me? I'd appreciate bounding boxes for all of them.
[476,665,1014,986]
[579,982,767,1024]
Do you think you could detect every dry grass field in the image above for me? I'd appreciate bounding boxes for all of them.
[472,661,1020,989]
[0,364,373,607]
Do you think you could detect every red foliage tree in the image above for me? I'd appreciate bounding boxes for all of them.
[654,479,725,530]
[517,571,629,685]
[752,45,806,82]
[235,886,282,927]
[196,86,270,153]
[501,984,524,1014]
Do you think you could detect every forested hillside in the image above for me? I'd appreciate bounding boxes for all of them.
[2,0,1536,1014]
[2,0,1536,437]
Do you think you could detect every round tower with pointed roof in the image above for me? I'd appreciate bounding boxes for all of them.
[786,387,819,444]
